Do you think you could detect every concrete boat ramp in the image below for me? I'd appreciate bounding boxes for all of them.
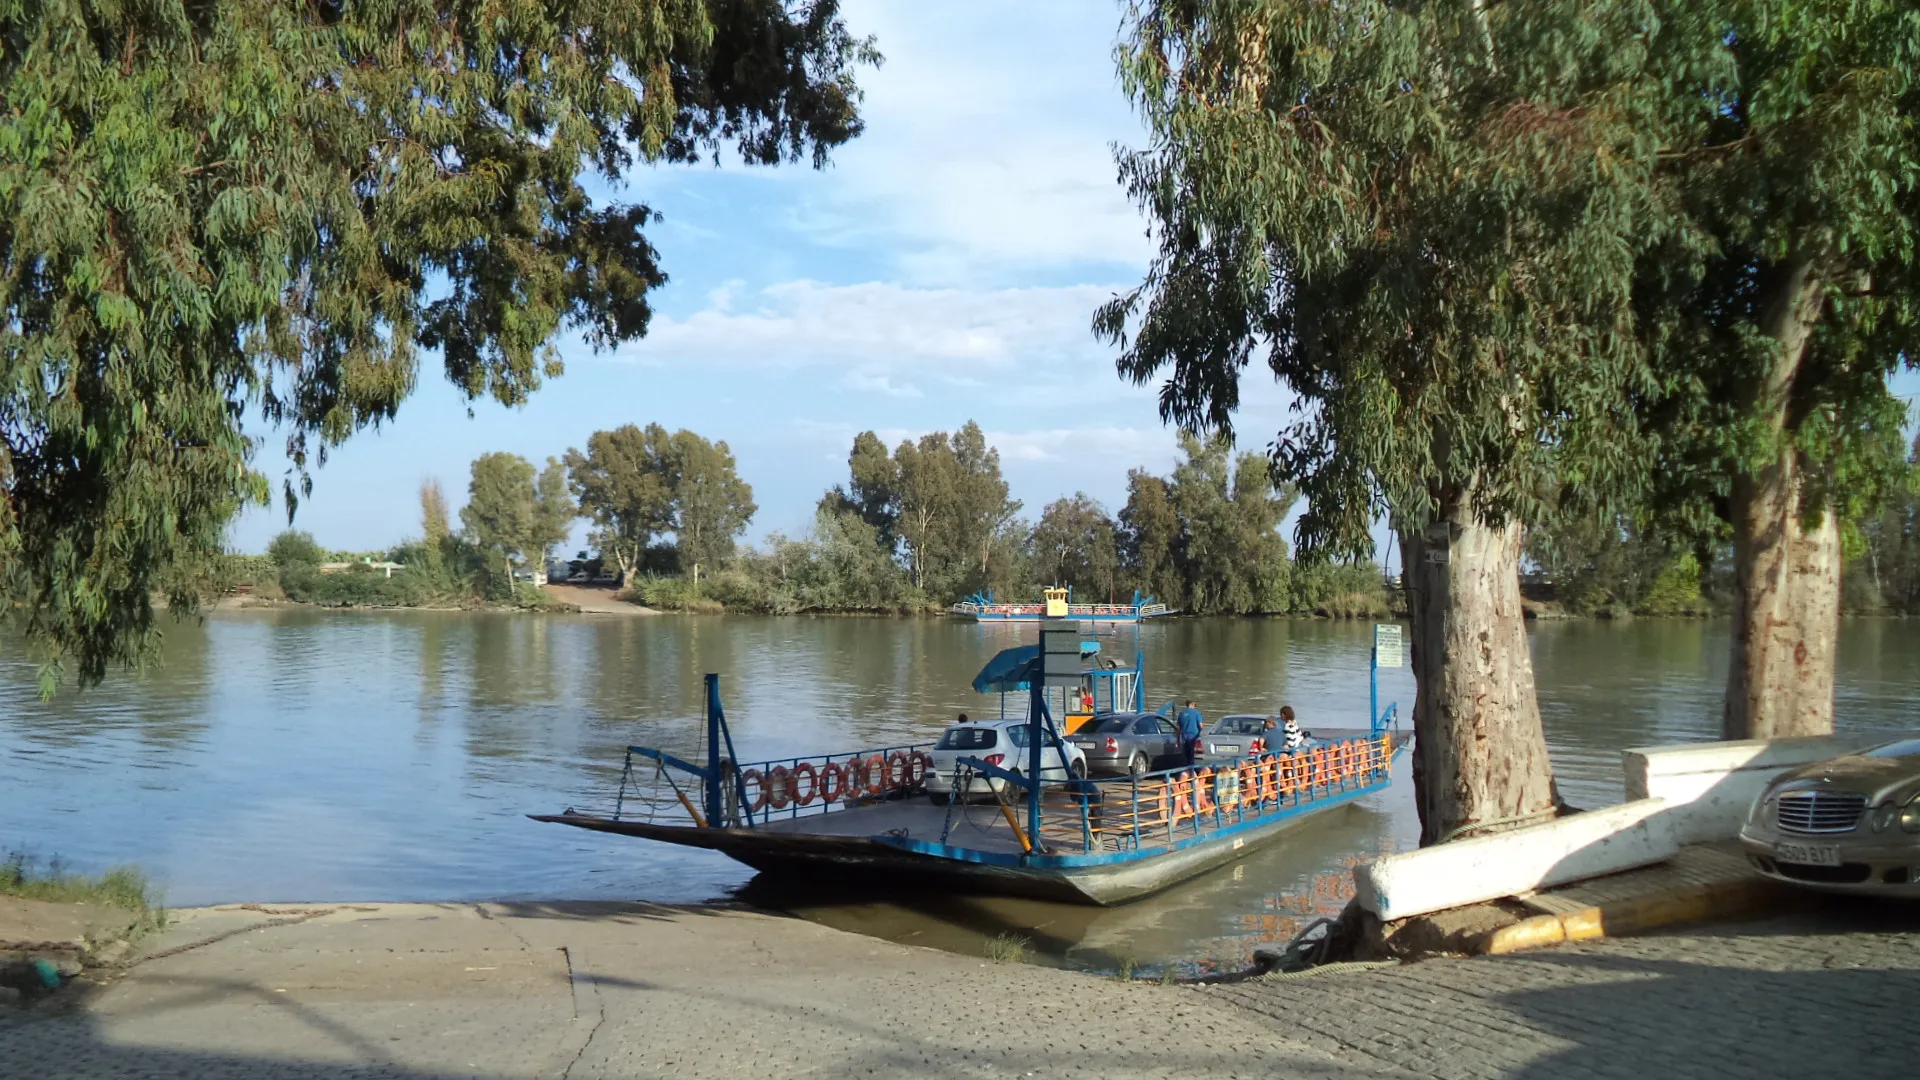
[7,893,1918,1079]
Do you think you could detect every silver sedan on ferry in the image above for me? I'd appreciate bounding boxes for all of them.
[1738,737,1920,895]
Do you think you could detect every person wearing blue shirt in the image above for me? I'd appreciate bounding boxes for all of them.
[1177,700,1204,767]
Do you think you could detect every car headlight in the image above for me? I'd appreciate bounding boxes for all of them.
[1903,796,1920,834]
[1872,804,1898,832]
[1748,794,1773,826]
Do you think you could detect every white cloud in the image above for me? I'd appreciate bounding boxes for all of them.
[625,279,1128,385]
[673,1,1156,286]
[833,5,1151,282]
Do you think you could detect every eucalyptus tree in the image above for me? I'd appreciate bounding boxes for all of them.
[1118,469,1183,605]
[530,458,577,580]
[461,453,540,593]
[566,423,678,587]
[665,430,756,580]
[1031,494,1121,600]
[0,0,875,684]
[1100,0,1672,842]
[1633,0,1920,739]
[820,430,903,550]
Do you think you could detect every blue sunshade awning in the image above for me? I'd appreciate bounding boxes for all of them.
[971,645,1039,694]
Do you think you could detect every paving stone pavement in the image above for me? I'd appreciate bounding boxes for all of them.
[4,894,1916,1079]
[1212,893,1920,1079]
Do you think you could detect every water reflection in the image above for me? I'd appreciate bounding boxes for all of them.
[3,612,1915,972]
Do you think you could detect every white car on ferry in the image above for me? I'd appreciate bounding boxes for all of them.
[924,718,1087,804]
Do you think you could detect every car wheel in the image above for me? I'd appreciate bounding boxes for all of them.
[1128,754,1149,778]
[928,792,951,806]
[1070,758,1087,780]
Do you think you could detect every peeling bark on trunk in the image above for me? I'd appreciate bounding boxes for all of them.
[1724,254,1839,740]
[1725,454,1841,739]
[1400,509,1558,847]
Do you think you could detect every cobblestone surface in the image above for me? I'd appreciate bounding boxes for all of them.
[4,894,1916,1078]
[1213,893,1920,1079]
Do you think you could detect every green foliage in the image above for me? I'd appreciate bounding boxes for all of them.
[566,424,677,584]
[461,453,542,590]
[1116,435,1296,615]
[820,430,903,547]
[1635,0,1920,547]
[2,851,166,932]
[1031,494,1120,600]
[1102,0,1668,554]
[1843,443,1920,613]
[1,0,875,686]
[532,458,576,573]
[837,422,1019,597]
[567,424,754,583]
[267,531,325,568]
[1527,512,1715,616]
[1289,560,1392,619]
[1640,554,1709,617]
[279,562,431,608]
[668,430,757,574]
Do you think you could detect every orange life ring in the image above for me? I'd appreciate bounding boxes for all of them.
[1241,762,1260,806]
[790,761,819,806]
[1171,775,1194,821]
[818,762,845,804]
[908,751,930,787]
[845,756,873,797]
[1194,768,1215,814]
[767,765,793,811]
[886,751,911,789]
[740,768,768,812]
[862,754,887,797]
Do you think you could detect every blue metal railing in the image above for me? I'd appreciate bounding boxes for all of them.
[617,741,937,829]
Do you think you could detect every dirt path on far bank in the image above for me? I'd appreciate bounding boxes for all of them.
[544,582,660,615]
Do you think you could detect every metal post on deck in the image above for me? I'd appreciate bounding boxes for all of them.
[1027,670,1043,851]
[704,673,724,829]
[1370,646,1378,736]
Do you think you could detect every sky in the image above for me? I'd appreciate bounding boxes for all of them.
[225,2,1918,560]
[227,2,1294,557]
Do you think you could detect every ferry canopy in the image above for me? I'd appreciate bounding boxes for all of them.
[971,640,1103,693]
[971,645,1040,694]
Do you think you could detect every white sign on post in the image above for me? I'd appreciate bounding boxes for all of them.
[1373,623,1405,669]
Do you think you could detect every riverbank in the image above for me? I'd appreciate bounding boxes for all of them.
[6,895,1912,1077]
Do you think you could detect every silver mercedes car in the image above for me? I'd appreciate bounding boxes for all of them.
[1738,737,1920,894]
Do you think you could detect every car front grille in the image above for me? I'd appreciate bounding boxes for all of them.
[1774,790,1867,835]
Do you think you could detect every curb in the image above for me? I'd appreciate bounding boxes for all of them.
[1478,876,1789,955]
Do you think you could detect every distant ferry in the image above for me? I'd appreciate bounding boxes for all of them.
[951,586,1175,623]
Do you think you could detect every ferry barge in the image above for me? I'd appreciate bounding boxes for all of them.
[950,586,1174,623]
[534,626,1407,906]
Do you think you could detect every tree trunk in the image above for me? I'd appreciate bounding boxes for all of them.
[1400,508,1559,846]
[1724,253,1838,740]
[1725,458,1840,739]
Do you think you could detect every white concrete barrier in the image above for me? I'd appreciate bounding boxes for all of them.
[1353,799,1679,922]
[1622,735,1881,845]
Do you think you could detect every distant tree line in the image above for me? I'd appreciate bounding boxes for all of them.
[224,419,1401,616]
[647,422,1392,617]
[1524,435,1920,618]
[245,426,754,609]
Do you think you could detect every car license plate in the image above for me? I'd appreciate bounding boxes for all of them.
[1071,739,1095,748]
[1215,743,1240,754]
[1773,842,1841,867]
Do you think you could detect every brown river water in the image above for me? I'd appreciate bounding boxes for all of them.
[3,611,1916,977]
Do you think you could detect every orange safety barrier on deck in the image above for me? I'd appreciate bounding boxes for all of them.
[1006,734,1399,855]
